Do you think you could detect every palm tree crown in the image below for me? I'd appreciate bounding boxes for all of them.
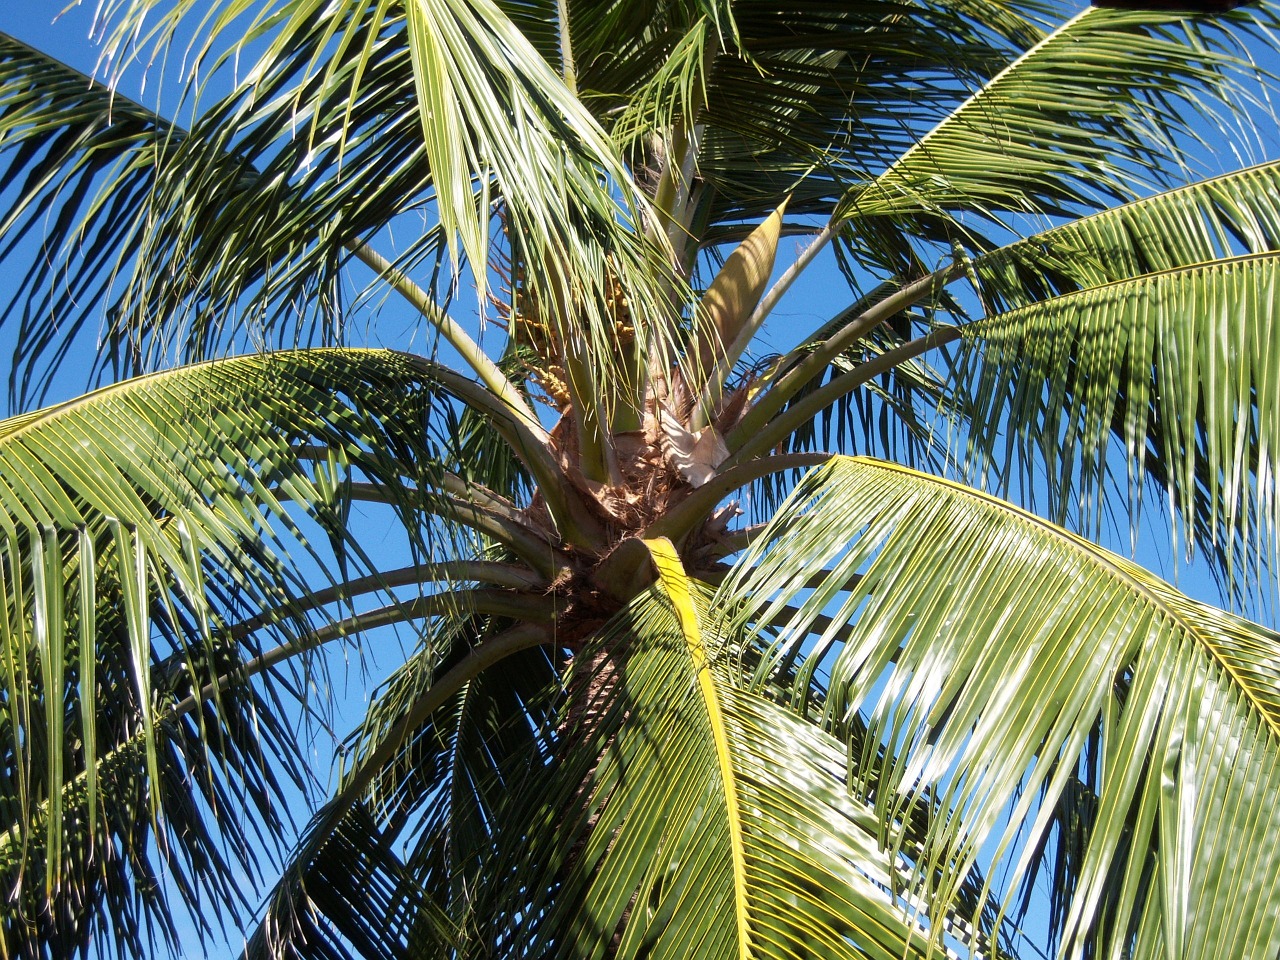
[2,0,1280,957]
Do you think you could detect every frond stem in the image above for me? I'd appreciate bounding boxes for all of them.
[340,481,564,578]
[644,453,830,544]
[728,326,961,466]
[352,243,539,428]
[171,590,557,721]
[222,560,546,641]
[294,445,525,519]
[557,0,578,94]
[695,522,770,559]
[398,354,609,550]
[724,264,962,459]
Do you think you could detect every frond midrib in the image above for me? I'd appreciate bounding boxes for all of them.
[981,157,1280,262]
[969,250,1280,324]
[874,8,1091,178]
[0,347,386,444]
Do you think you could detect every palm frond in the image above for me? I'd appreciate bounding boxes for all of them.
[249,547,1008,960]
[772,325,954,467]
[458,545,1000,958]
[724,456,1280,959]
[245,800,460,960]
[98,0,687,419]
[0,27,452,406]
[0,347,519,957]
[973,158,1280,308]
[244,622,559,960]
[960,251,1280,598]
[950,161,1280,595]
[845,4,1277,271]
[666,0,1049,226]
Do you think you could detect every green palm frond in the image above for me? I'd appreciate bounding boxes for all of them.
[245,627,559,960]
[399,0,668,289]
[724,456,1280,959]
[950,161,1280,590]
[525,0,1052,245]
[0,348,533,957]
[249,542,1013,959]
[973,158,1280,308]
[960,251,1280,594]
[457,542,996,958]
[0,29,451,405]
[246,799,463,960]
[846,4,1276,267]
[607,16,713,160]
[93,0,687,422]
[5,0,1280,956]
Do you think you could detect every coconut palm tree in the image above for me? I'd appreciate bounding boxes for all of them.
[2,0,1280,956]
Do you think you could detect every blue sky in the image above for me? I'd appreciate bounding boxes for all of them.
[2,5,99,78]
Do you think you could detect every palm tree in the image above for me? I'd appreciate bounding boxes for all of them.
[2,0,1280,955]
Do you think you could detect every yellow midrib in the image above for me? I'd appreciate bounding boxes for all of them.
[644,537,750,960]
